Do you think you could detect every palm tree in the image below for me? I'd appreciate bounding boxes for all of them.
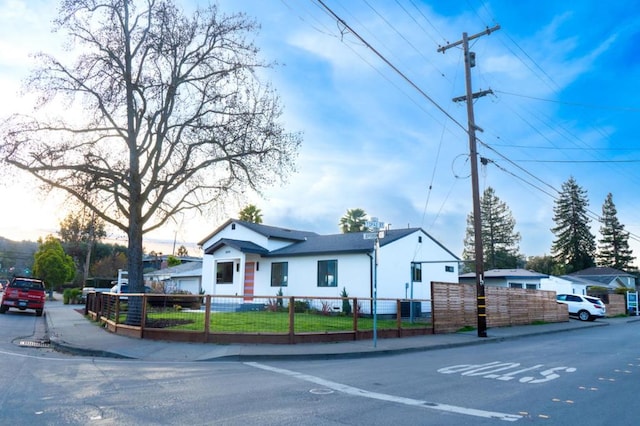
[339,208,368,233]
[238,204,263,223]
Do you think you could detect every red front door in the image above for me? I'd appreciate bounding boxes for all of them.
[243,262,255,301]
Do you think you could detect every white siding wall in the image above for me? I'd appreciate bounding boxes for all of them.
[377,230,458,300]
[175,278,200,294]
[201,222,303,295]
[203,245,245,295]
[540,277,587,295]
[200,226,459,303]
[257,253,372,299]
[481,278,540,289]
[201,256,214,294]
[200,222,296,252]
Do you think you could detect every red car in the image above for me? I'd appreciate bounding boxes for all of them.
[0,277,46,316]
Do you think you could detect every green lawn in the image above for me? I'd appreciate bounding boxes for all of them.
[141,310,430,333]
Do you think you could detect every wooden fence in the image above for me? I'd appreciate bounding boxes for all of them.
[85,292,432,344]
[431,282,568,334]
[84,284,629,344]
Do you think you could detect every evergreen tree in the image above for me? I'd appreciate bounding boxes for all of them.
[598,193,634,270]
[462,187,522,271]
[550,177,596,273]
[58,210,107,285]
[33,235,76,297]
[339,208,369,233]
[525,255,560,275]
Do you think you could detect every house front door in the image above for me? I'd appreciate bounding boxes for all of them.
[243,262,255,301]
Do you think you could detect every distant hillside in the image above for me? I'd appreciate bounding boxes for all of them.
[0,236,38,277]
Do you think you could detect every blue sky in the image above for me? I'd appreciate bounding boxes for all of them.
[1,0,639,262]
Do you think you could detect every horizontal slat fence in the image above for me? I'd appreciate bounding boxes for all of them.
[431,282,569,334]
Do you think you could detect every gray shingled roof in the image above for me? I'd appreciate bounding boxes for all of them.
[459,269,549,279]
[558,275,602,287]
[238,220,319,241]
[204,238,269,255]
[267,228,421,257]
[569,266,634,278]
[198,219,318,246]
[144,261,202,278]
[200,221,460,260]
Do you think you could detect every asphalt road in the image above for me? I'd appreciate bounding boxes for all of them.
[0,310,638,425]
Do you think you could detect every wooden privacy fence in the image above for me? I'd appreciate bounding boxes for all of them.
[85,292,432,344]
[598,293,625,316]
[431,282,569,334]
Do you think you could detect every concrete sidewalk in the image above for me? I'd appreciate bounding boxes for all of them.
[42,297,628,362]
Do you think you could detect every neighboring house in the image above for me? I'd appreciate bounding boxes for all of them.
[539,275,594,295]
[142,254,202,272]
[143,261,202,294]
[198,219,460,305]
[569,267,637,290]
[459,269,549,289]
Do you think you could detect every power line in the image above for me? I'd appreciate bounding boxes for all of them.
[513,159,640,164]
[312,0,469,135]
[495,90,640,112]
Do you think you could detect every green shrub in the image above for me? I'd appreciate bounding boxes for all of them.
[341,287,352,315]
[63,288,82,304]
[63,288,72,304]
[293,299,310,313]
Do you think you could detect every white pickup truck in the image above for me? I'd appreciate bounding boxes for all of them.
[81,270,129,301]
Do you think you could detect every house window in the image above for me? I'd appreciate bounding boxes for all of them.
[216,262,234,284]
[445,265,454,273]
[412,263,422,282]
[509,282,523,289]
[271,262,288,287]
[318,260,338,287]
[526,284,537,290]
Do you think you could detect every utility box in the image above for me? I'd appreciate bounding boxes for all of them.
[400,301,421,318]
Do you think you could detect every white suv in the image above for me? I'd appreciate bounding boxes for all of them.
[556,294,606,321]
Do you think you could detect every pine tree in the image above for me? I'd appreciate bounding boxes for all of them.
[462,187,522,271]
[598,193,634,270]
[550,177,596,273]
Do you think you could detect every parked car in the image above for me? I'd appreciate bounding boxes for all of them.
[110,284,152,294]
[0,277,46,316]
[556,294,606,321]
[110,283,152,301]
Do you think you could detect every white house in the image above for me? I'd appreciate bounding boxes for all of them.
[459,269,549,289]
[143,261,203,294]
[569,267,637,290]
[539,275,593,295]
[198,219,460,305]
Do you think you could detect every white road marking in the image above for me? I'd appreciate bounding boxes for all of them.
[245,362,522,422]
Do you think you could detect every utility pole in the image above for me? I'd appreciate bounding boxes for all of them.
[438,25,500,338]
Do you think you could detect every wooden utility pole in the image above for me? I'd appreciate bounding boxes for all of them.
[438,25,500,338]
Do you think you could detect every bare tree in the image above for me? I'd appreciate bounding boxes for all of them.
[1,0,301,322]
